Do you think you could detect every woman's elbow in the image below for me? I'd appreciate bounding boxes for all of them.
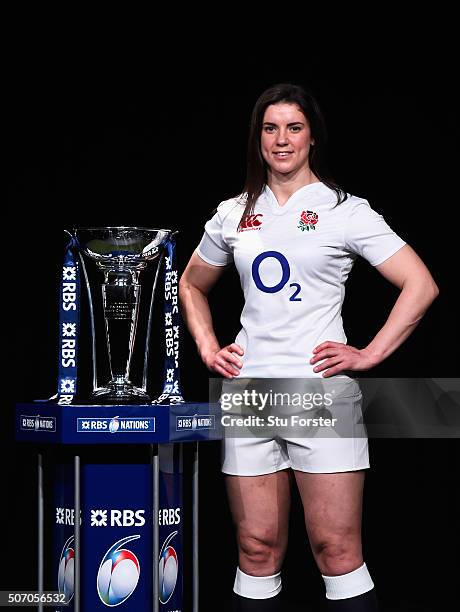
[178,277,191,303]
[428,277,440,301]
[410,269,440,300]
[419,278,440,311]
[179,277,205,303]
[404,274,439,310]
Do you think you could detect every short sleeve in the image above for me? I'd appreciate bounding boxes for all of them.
[195,201,235,267]
[344,199,407,266]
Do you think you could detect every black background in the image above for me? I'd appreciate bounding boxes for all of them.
[5,21,459,612]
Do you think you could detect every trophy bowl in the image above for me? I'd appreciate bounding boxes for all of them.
[74,227,173,403]
[75,227,171,267]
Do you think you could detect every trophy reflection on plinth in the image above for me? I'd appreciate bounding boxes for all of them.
[74,227,175,404]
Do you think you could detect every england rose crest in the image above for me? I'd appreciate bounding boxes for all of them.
[298,210,318,231]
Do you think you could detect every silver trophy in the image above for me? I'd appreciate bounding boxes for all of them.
[74,227,172,403]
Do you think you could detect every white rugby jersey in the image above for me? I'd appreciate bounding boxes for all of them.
[196,182,406,378]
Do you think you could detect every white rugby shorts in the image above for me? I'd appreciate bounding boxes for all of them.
[220,378,370,475]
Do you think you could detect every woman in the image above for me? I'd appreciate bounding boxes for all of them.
[179,83,439,611]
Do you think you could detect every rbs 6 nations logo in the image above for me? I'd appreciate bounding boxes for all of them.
[97,535,141,607]
[159,531,179,604]
[58,535,75,604]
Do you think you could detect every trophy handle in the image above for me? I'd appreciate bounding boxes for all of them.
[78,252,98,394]
[142,249,166,392]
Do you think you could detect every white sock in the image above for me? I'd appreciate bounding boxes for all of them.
[233,566,282,599]
[322,562,374,600]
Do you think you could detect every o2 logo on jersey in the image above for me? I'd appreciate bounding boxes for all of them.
[97,535,141,606]
[252,251,302,301]
[159,531,179,604]
[58,535,75,604]
[238,214,263,232]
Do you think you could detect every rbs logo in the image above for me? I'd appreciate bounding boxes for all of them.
[238,214,263,232]
[90,509,145,527]
[159,507,181,526]
[89,508,180,527]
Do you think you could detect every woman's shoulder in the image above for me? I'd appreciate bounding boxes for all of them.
[343,192,370,207]
[330,191,371,214]
[215,194,246,218]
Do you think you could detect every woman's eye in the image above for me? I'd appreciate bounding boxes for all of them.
[264,126,275,133]
[290,126,301,132]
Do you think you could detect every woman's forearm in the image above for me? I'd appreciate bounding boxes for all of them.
[179,283,221,360]
[364,279,439,363]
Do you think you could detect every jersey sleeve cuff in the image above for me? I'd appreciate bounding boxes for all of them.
[195,247,232,267]
[370,241,407,266]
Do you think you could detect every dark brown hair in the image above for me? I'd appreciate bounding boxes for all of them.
[238,83,347,227]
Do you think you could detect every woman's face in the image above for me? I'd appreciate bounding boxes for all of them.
[260,102,314,177]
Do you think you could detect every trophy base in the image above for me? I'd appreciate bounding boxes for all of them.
[91,383,151,405]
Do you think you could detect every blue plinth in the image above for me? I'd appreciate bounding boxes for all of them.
[15,402,222,611]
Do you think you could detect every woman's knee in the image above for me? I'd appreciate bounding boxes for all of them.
[237,524,286,570]
[314,539,363,576]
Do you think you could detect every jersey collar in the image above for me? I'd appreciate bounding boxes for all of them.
[262,182,326,215]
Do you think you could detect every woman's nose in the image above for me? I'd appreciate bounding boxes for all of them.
[276,130,289,145]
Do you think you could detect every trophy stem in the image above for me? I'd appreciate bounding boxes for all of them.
[93,269,149,402]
